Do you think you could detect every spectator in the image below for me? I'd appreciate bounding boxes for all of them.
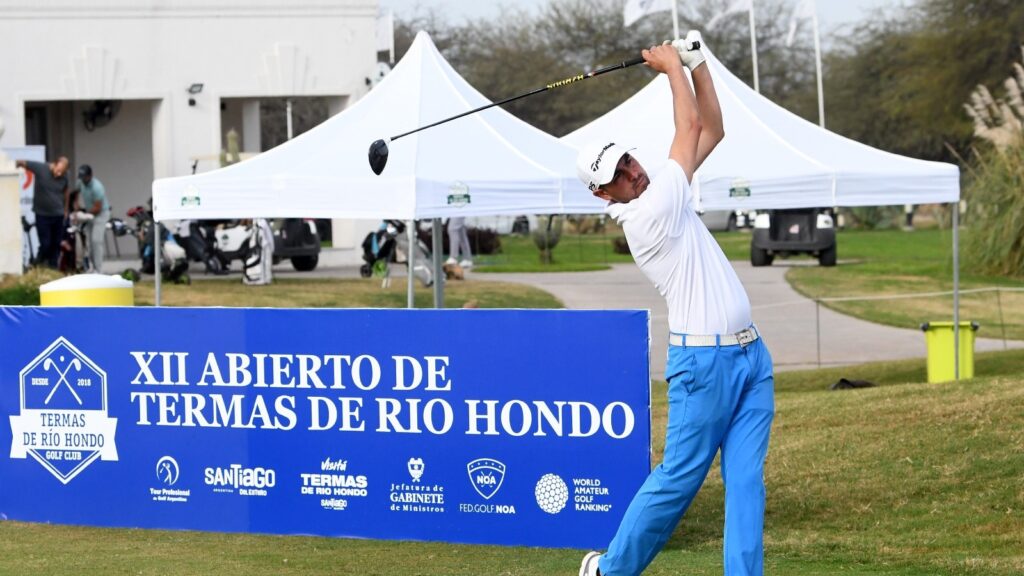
[74,164,110,272]
[15,157,69,269]
[446,216,472,268]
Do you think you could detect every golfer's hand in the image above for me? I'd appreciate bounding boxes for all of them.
[668,30,705,71]
[643,44,684,76]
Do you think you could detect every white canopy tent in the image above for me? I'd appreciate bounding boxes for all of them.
[152,31,601,222]
[564,45,965,377]
[563,48,960,211]
[151,31,604,307]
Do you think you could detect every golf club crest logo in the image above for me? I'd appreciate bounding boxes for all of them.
[447,181,471,207]
[10,337,118,484]
[180,184,201,207]
[467,458,505,500]
[729,178,752,199]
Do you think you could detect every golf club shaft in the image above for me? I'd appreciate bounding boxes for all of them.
[387,56,647,143]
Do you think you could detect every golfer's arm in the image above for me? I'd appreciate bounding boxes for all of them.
[667,66,701,182]
[691,64,723,171]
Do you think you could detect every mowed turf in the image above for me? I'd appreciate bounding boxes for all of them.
[2,350,1022,575]
[133,277,564,309]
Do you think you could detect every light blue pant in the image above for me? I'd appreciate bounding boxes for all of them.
[599,335,775,576]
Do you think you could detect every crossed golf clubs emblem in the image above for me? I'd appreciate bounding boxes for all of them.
[42,356,83,405]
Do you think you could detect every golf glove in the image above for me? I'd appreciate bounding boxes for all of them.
[668,30,705,71]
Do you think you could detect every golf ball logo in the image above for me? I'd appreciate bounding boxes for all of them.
[535,473,568,514]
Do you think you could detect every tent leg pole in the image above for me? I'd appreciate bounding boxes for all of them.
[816,299,822,368]
[407,220,414,309]
[155,220,162,307]
[953,204,959,380]
[432,218,443,308]
[996,289,1007,350]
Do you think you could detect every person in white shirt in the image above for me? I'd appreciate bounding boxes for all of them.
[578,34,774,576]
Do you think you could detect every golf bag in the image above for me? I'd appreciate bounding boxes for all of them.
[57,213,91,274]
[360,220,433,287]
[21,216,37,269]
[242,219,274,286]
[174,220,229,275]
[123,205,190,284]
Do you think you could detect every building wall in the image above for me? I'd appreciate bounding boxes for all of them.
[0,0,378,243]
[72,100,155,216]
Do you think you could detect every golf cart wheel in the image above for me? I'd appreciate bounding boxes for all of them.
[122,269,141,282]
[751,245,773,267]
[359,263,372,278]
[726,213,738,232]
[291,254,319,272]
[819,243,837,267]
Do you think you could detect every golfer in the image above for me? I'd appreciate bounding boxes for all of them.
[577,35,774,576]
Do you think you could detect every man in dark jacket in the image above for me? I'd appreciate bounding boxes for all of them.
[16,157,70,268]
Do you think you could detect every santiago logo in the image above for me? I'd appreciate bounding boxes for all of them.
[157,456,180,486]
[467,458,506,500]
[9,337,118,484]
[535,473,569,514]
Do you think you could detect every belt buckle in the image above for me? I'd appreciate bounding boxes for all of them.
[737,328,755,347]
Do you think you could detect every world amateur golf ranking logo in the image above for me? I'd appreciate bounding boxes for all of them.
[10,337,118,484]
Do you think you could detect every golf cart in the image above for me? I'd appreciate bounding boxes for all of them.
[272,218,321,271]
[750,208,836,267]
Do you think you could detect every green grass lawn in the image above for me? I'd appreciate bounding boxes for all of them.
[2,350,1022,575]
[473,231,632,272]
[782,229,1024,340]
[131,277,563,309]
[473,230,748,273]
[0,271,563,309]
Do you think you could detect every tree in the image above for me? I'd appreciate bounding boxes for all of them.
[825,0,1024,161]
[389,0,819,137]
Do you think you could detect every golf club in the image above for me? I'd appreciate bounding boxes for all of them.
[368,41,700,175]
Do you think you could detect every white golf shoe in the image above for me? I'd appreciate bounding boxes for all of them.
[579,551,602,576]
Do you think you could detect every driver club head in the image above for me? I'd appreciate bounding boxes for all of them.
[369,139,389,175]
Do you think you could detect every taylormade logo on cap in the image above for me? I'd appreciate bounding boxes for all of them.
[577,141,635,193]
[590,142,616,173]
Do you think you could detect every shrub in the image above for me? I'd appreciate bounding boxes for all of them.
[964,142,1024,277]
[612,236,631,255]
[0,268,64,305]
[417,224,501,256]
[532,216,563,264]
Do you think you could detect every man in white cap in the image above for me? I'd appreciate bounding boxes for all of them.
[578,34,774,576]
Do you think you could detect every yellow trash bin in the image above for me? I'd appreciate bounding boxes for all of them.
[920,321,979,383]
[39,274,134,307]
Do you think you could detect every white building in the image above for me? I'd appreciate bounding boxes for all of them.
[0,0,380,258]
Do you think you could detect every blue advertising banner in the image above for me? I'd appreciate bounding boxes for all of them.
[0,307,650,549]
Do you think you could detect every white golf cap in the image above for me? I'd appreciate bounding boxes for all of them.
[576,141,636,192]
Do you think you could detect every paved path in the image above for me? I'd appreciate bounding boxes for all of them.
[473,262,1020,380]
[104,252,1019,381]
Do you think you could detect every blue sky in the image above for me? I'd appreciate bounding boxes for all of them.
[378,0,905,33]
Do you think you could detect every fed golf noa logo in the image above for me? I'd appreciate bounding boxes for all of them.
[467,458,506,500]
[9,337,119,484]
[535,473,569,514]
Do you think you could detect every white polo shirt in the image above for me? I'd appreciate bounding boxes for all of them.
[606,160,752,336]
